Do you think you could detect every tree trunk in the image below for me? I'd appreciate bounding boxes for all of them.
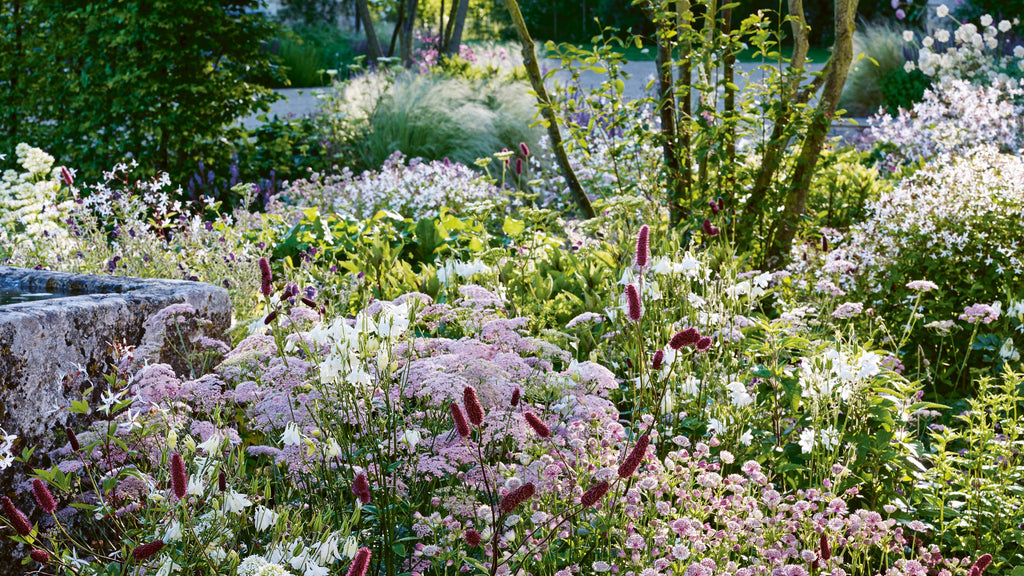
[389,2,403,58]
[677,0,693,227]
[445,0,470,55]
[400,0,419,67]
[641,1,684,225]
[739,0,816,233]
[501,0,596,218]
[763,0,859,269]
[355,0,382,64]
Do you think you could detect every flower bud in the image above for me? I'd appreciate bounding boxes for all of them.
[618,434,650,478]
[524,412,550,438]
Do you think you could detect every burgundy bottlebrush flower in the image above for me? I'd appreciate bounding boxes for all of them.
[524,412,550,438]
[60,166,74,187]
[717,196,725,211]
[970,568,981,576]
[258,257,273,297]
[702,218,720,237]
[499,483,535,514]
[511,387,520,407]
[820,532,831,561]
[625,284,642,322]
[131,540,164,561]
[515,158,523,175]
[263,310,278,325]
[66,427,79,451]
[618,434,650,478]
[651,349,664,372]
[32,479,57,514]
[580,480,610,507]
[520,142,530,157]
[218,470,227,492]
[695,336,712,352]
[464,529,482,547]
[972,555,993,573]
[352,473,372,505]
[709,199,720,215]
[29,549,50,563]
[669,327,700,349]
[463,386,484,427]
[346,547,372,576]
[1,496,32,536]
[170,453,187,500]
[450,403,470,438]
[301,297,317,308]
[822,235,829,251]
[635,225,650,268]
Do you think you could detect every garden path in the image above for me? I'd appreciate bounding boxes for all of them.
[239,59,868,140]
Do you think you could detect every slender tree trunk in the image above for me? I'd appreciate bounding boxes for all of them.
[642,1,683,225]
[677,0,692,226]
[501,0,596,218]
[722,5,735,168]
[389,3,403,58]
[764,0,859,268]
[355,0,383,64]
[445,0,470,55]
[400,0,419,67]
[740,0,815,224]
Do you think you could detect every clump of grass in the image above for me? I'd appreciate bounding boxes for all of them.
[322,71,541,172]
[840,19,921,116]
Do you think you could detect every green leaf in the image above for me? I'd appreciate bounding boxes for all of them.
[503,216,525,238]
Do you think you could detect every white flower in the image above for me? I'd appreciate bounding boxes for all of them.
[936,4,949,18]
[342,536,359,559]
[740,429,753,446]
[223,490,253,514]
[903,30,915,42]
[1000,20,1012,32]
[980,14,993,27]
[593,561,612,573]
[922,36,934,47]
[726,381,755,408]
[799,428,816,454]
[324,438,342,458]
[197,432,222,455]
[937,29,951,43]
[155,557,180,576]
[187,474,205,497]
[820,427,840,451]
[254,505,279,532]
[1000,338,1020,361]
[163,520,183,542]
[904,61,917,73]
[709,418,727,435]
[282,422,303,446]
[399,429,421,450]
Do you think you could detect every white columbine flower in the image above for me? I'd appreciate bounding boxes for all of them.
[254,505,279,532]
[223,490,253,514]
[740,429,754,446]
[1000,338,1020,361]
[197,432,221,455]
[282,422,303,446]
[399,429,421,450]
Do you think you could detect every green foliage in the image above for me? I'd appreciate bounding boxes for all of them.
[265,25,358,88]
[0,0,281,184]
[517,0,652,42]
[805,148,892,231]
[879,67,931,114]
[236,117,334,186]
[906,373,1024,570]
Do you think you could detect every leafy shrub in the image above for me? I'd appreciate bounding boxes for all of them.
[0,0,280,184]
[318,71,541,173]
[266,25,358,88]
